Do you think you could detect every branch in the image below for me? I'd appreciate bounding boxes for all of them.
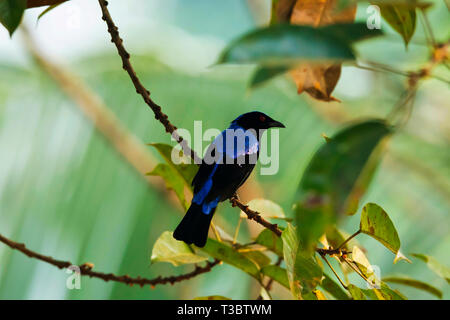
[97,0,279,235]
[230,196,282,237]
[0,233,219,288]
[97,0,198,163]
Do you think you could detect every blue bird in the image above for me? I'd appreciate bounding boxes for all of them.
[173,111,285,247]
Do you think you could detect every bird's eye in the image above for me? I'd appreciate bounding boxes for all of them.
[259,115,266,122]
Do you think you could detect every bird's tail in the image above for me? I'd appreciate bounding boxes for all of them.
[173,203,216,247]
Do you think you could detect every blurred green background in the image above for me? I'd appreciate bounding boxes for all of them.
[0,0,449,299]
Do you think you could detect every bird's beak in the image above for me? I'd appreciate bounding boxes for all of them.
[269,120,285,128]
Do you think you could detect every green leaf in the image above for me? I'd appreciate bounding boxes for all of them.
[360,203,407,263]
[194,295,231,300]
[281,224,323,299]
[219,24,356,66]
[249,66,288,88]
[148,143,198,188]
[255,228,284,257]
[294,250,323,291]
[241,250,271,269]
[357,280,407,300]
[147,143,198,209]
[320,23,383,43]
[0,0,26,36]
[147,163,189,210]
[383,276,443,299]
[379,4,416,46]
[37,2,66,21]
[200,238,260,279]
[219,23,384,67]
[321,274,350,300]
[362,283,407,300]
[351,245,380,286]
[151,231,207,266]
[294,120,392,252]
[411,253,450,284]
[261,264,290,289]
[348,284,366,300]
[282,224,302,298]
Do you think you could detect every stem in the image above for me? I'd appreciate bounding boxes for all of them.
[336,229,361,250]
[233,218,243,244]
[355,61,411,77]
[320,254,347,290]
[419,8,436,47]
[210,222,222,243]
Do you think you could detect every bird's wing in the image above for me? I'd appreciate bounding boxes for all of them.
[191,141,219,194]
[207,160,256,201]
[191,127,259,202]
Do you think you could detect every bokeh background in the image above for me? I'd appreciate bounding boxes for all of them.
[0,0,449,299]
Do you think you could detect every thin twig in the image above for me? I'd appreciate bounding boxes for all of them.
[355,61,411,77]
[97,0,199,163]
[320,254,347,290]
[419,8,436,47]
[0,233,219,288]
[337,230,361,250]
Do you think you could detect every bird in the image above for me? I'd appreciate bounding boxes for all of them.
[173,111,285,247]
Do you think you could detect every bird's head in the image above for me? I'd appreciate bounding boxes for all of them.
[231,111,285,131]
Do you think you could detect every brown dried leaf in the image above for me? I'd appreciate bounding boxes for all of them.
[290,63,341,102]
[290,0,357,27]
[288,0,356,102]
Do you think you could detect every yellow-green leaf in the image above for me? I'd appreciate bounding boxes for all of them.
[151,231,207,266]
[383,276,442,299]
[148,143,198,188]
[282,224,323,299]
[360,203,401,255]
[348,284,366,300]
[241,250,271,269]
[362,282,407,300]
[351,245,381,287]
[411,253,450,284]
[379,4,416,46]
[200,238,260,279]
[147,163,189,210]
[282,224,303,299]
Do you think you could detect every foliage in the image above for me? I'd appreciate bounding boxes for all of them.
[0,0,448,301]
